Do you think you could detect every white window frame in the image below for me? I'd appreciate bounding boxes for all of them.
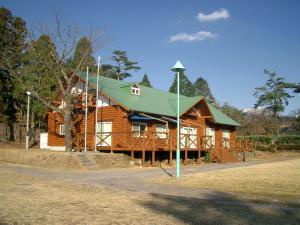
[205,127,215,148]
[132,122,147,137]
[131,84,140,95]
[59,125,65,135]
[155,124,168,139]
[222,129,231,148]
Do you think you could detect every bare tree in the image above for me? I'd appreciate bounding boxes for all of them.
[4,14,107,151]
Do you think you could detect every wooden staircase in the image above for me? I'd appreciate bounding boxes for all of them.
[77,153,96,169]
[211,147,239,163]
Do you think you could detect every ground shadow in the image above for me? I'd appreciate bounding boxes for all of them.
[141,192,300,225]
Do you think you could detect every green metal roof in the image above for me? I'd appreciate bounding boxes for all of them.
[78,72,240,127]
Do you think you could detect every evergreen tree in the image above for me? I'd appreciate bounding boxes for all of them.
[18,35,58,122]
[71,37,96,71]
[0,7,26,140]
[139,73,152,87]
[220,102,245,125]
[169,72,194,97]
[193,77,216,104]
[108,50,141,80]
[283,82,300,93]
[254,69,293,135]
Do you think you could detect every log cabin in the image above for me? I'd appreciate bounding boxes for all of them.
[47,72,252,164]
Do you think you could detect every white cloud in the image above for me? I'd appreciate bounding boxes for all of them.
[197,8,230,22]
[169,31,217,42]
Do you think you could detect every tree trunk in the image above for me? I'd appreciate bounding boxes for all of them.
[275,111,279,137]
[64,110,72,151]
[8,120,15,141]
[64,95,73,152]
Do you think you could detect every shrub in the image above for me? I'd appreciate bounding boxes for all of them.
[204,152,212,162]
[276,135,300,145]
[277,144,300,151]
[238,135,272,145]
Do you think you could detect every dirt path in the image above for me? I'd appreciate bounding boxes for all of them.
[1,158,300,225]
[0,157,296,206]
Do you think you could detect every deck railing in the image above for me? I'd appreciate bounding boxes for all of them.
[71,131,253,152]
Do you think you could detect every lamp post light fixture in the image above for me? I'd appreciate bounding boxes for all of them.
[25,91,31,150]
[171,60,185,178]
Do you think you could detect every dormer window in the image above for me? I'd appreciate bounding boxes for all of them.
[131,84,140,95]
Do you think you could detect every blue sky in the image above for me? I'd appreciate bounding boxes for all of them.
[2,0,300,114]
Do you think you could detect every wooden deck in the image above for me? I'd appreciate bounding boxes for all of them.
[72,132,253,165]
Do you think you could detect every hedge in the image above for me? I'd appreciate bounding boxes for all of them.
[239,135,300,145]
[238,135,272,145]
[276,135,300,145]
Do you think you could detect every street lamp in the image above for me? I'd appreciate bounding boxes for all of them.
[26,91,31,150]
[172,60,185,178]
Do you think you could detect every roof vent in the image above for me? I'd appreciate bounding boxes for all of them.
[131,83,140,96]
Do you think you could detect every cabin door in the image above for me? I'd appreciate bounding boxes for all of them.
[205,127,215,148]
[180,127,197,149]
[96,121,112,146]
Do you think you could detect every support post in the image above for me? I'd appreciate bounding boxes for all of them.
[197,150,201,163]
[131,150,134,160]
[142,150,145,165]
[152,150,155,166]
[142,137,145,165]
[169,134,173,166]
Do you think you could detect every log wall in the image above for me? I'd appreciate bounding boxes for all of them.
[47,99,237,152]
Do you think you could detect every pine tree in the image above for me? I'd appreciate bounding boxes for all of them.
[254,69,293,135]
[220,102,245,125]
[169,72,194,97]
[19,35,58,120]
[108,50,141,80]
[139,73,152,87]
[71,37,96,71]
[193,77,216,104]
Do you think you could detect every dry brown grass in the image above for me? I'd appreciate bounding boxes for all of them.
[0,149,83,170]
[0,149,132,171]
[159,159,300,201]
[1,169,300,224]
[0,171,179,225]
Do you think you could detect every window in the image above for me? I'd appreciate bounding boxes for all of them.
[59,125,65,135]
[132,122,147,137]
[222,130,231,148]
[156,124,167,139]
[131,84,140,95]
[96,121,112,146]
[205,127,215,148]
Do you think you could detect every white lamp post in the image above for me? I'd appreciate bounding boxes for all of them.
[172,60,185,178]
[25,91,31,150]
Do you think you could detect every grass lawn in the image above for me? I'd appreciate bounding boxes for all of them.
[1,160,300,224]
[158,158,300,202]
